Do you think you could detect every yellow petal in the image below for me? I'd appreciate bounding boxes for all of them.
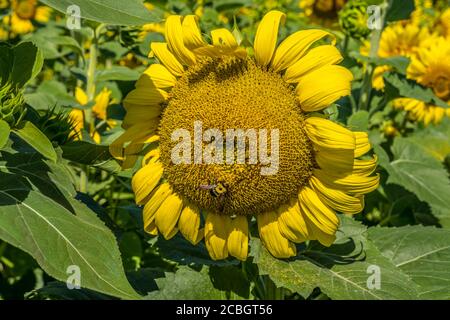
[305,117,355,150]
[298,187,339,237]
[205,213,230,260]
[257,211,296,259]
[150,42,184,77]
[353,156,378,176]
[123,87,168,108]
[309,176,363,215]
[297,65,353,112]
[316,147,355,174]
[314,169,380,195]
[354,132,372,158]
[182,15,205,49]
[211,28,238,51]
[136,64,177,89]
[178,202,203,245]
[277,199,309,243]
[109,123,156,160]
[272,29,333,72]
[155,193,183,239]
[92,88,112,121]
[75,87,88,105]
[143,183,172,233]
[227,216,249,261]
[132,162,164,205]
[254,10,286,67]
[284,45,343,83]
[299,205,336,247]
[122,107,161,130]
[165,15,196,66]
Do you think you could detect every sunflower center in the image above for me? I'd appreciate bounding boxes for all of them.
[432,75,450,101]
[159,57,315,216]
[14,0,37,20]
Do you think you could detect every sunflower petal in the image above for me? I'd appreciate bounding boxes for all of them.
[178,202,203,245]
[314,169,380,195]
[143,183,172,233]
[227,216,249,261]
[182,15,205,49]
[150,42,184,76]
[155,193,183,239]
[136,64,177,89]
[205,213,230,260]
[272,30,333,72]
[132,162,164,205]
[285,45,343,83]
[257,211,296,258]
[298,187,339,237]
[297,65,353,112]
[165,15,196,66]
[305,117,355,150]
[277,200,309,243]
[354,132,372,158]
[310,176,363,214]
[254,10,286,67]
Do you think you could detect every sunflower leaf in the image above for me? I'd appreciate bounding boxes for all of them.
[0,142,140,300]
[250,216,419,299]
[40,0,160,26]
[369,225,450,299]
[375,137,450,227]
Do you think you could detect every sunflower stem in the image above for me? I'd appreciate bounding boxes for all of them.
[358,0,391,110]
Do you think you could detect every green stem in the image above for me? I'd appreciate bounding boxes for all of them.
[358,0,391,111]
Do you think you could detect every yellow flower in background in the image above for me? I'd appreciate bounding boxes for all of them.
[394,37,450,125]
[2,0,51,36]
[299,0,347,27]
[70,87,114,143]
[138,2,166,41]
[437,8,450,38]
[362,22,433,90]
[111,11,379,260]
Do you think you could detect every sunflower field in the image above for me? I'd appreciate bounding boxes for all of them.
[0,0,449,301]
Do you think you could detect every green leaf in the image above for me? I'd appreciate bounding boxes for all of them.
[369,225,450,299]
[376,138,450,227]
[386,0,415,22]
[40,0,159,26]
[0,42,43,88]
[0,147,140,300]
[0,120,10,150]
[347,110,369,131]
[351,53,410,75]
[251,216,419,299]
[145,266,224,300]
[384,72,448,109]
[13,121,57,163]
[95,66,140,82]
[61,141,113,165]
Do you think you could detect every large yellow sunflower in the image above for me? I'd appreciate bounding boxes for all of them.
[394,37,450,125]
[361,22,433,90]
[2,0,51,36]
[111,11,379,260]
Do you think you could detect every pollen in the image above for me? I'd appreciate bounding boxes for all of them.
[159,56,316,216]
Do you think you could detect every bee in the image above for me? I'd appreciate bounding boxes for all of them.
[199,181,228,198]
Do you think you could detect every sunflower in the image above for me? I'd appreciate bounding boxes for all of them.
[299,0,347,27]
[111,11,379,260]
[2,0,51,36]
[70,87,115,143]
[394,37,450,125]
[361,22,433,90]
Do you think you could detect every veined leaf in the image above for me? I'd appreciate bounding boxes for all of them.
[13,121,57,163]
[369,225,450,299]
[145,266,224,300]
[0,119,10,149]
[40,0,159,26]
[251,217,419,300]
[95,66,140,82]
[375,138,450,227]
[0,146,140,299]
